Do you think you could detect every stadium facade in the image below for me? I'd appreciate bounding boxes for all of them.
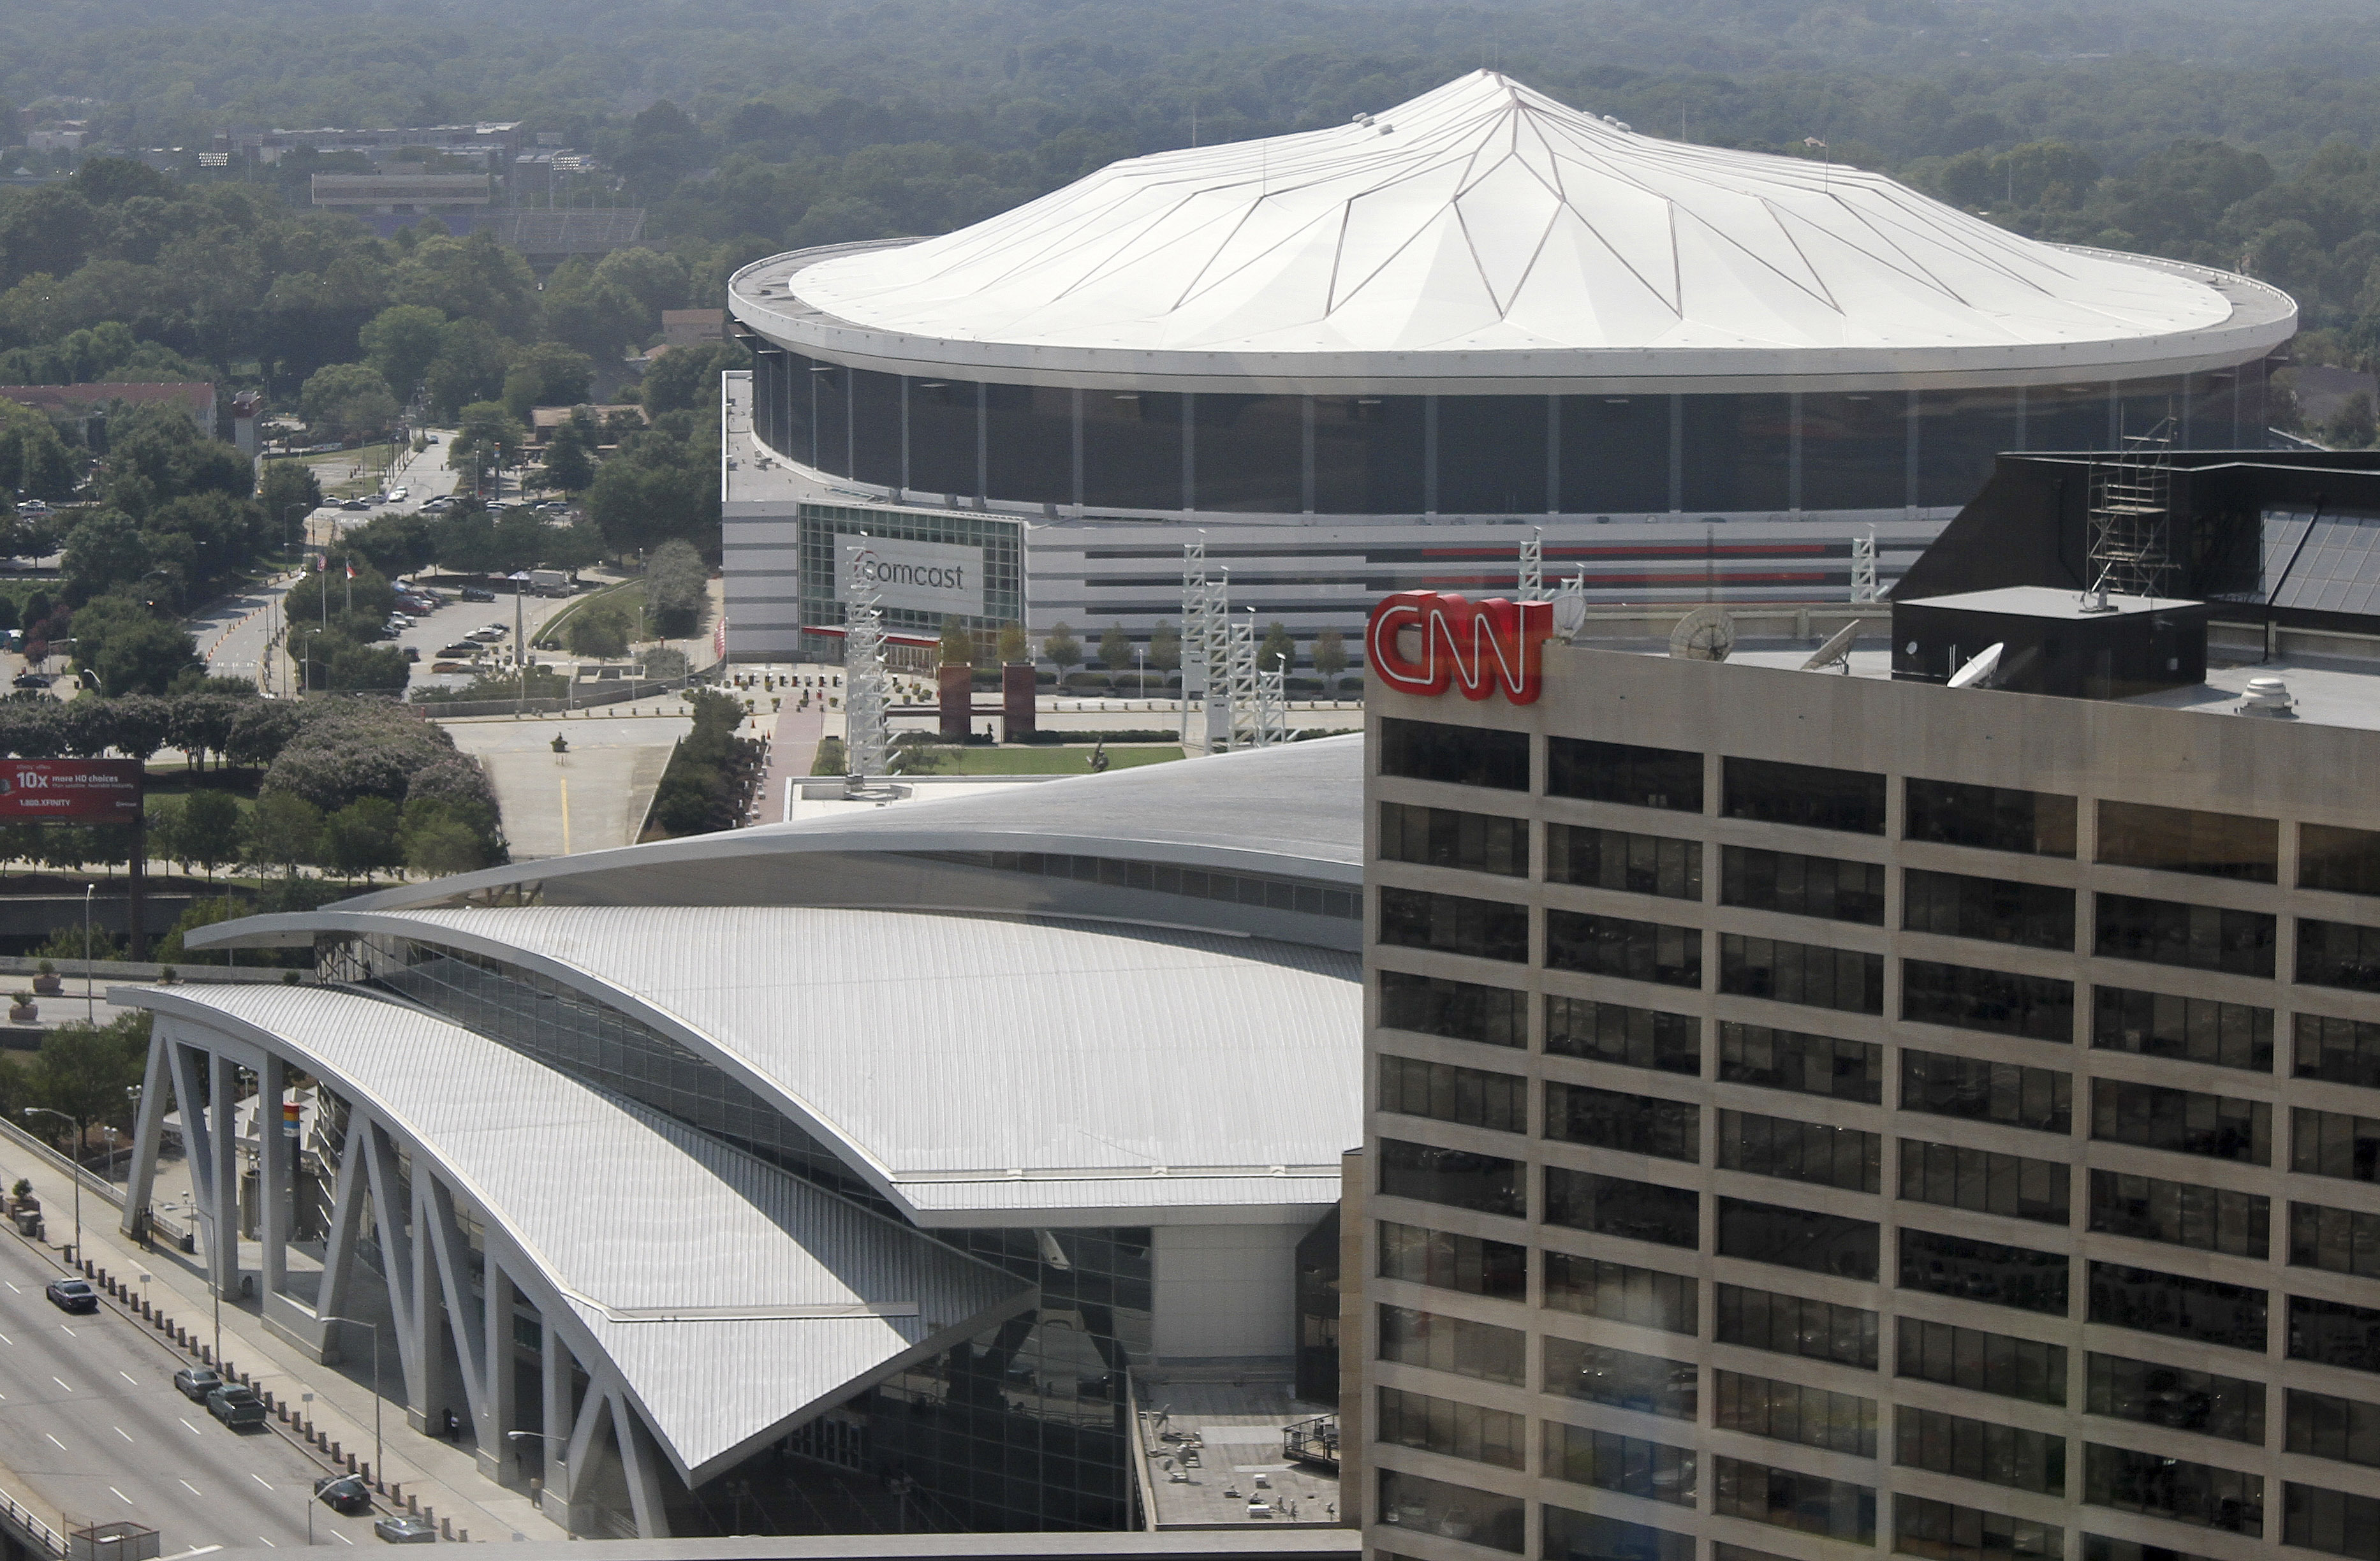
[719,71,2295,665]
[117,745,1362,1539]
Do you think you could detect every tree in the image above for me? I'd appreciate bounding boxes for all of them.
[501,341,595,421]
[420,319,511,423]
[450,402,530,474]
[298,362,400,439]
[640,341,750,415]
[177,788,241,879]
[328,644,409,693]
[643,539,710,636]
[359,304,448,400]
[399,800,487,877]
[540,424,594,494]
[1311,627,1348,684]
[257,461,325,555]
[242,791,322,876]
[320,797,404,880]
[391,231,540,339]
[71,595,200,695]
[61,511,149,603]
[1148,620,1181,675]
[939,615,974,666]
[1043,621,1081,677]
[1258,620,1296,673]
[997,621,1030,663]
[566,601,631,658]
[2331,391,2378,449]
[1098,623,1132,677]
[584,430,715,553]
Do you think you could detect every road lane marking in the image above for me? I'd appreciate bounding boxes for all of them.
[180,1418,201,1434]
[250,1474,272,1491]
[0,1331,15,1344]
[44,1434,63,1449]
[118,1372,136,1385]
[257,1540,274,1549]
[179,1481,201,1497]
[332,1533,353,1546]
[51,1377,71,1392]
[59,1326,74,1337]
[108,1488,130,1505]
[6,1281,19,1291]
[113,1426,131,1442]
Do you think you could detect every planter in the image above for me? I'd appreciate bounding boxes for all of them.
[8,998,34,1023]
[31,976,60,997]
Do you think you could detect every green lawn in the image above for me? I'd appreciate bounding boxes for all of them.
[923,745,1183,775]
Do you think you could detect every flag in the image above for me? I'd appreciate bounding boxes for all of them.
[312,553,325,571]
[344,561,355,580]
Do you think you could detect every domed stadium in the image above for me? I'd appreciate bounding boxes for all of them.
[720,70,2295,661]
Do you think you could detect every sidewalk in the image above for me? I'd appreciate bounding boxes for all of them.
[754,703,825,823]
[0,1127,566,1543]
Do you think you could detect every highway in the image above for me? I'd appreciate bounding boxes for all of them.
[0,1229,376,1551]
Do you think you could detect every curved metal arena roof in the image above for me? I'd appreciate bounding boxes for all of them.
[136,982,1032,1482]
[730,71,2294,395]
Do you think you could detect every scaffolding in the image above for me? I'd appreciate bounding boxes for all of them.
[1519,529,1546,601]
[1255,666,1288,747]
[841,540,892,786]
[2087,418,2178,599]
[1225,609,1260,751]
[1849,530,1877,603]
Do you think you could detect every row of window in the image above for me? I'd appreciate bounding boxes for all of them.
[1382,721,2380,898]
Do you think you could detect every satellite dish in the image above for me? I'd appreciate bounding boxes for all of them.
[1552,578,1588,638]
[1800,622,1860,673]
[1947,642,2005,689]
[1668,608,1736,663]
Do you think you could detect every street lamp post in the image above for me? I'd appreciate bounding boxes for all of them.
[321,1315,384,1483]
[22,1108,80,1265]
[81,881,94,1023]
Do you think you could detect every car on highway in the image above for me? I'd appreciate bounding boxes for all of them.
[172,1366,223,1402]
[44,1277,96,1314]
[315,1475,373,1516]
[205,1382,268,1429]
[339,498,370,511]
[421,496,454,512]
[459,587,496,603]
[373,1514,436,1544]
[10,673,47,690]
[388,486,409,501]
[437,643,482,658]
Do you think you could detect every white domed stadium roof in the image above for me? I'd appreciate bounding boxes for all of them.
[732,71,2292,393]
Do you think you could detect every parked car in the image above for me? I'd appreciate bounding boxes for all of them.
[44,1278,96,1314]
[421,496,454,512]
[460,587,496,603]
[402,647,420,663]
[438,643,482,658]
[172,1366,223,1402]
[373,1514,436,1544]
[467,629,505,643]
[315,1475,372,1515]
[11,673,47,690]
[205,1383,267,1428]
[339,498,369,511]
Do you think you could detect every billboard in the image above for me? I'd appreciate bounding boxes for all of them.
[836,536,985,619]
[0,759,145,822]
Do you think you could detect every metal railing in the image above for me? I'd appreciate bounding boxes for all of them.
[0,1476,67,1556]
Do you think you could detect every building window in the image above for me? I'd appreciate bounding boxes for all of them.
[1721,846,1885,923]
[1543,1425,1696,1506]
[2090,1261,2267,1350]
[2295,1106,2380,1182]
[1717,1196,1879,1280]
[2088,1352,2266,1443]
[1718,1023,1881,1103]
[1379,1056,1527,1134]
[2091,1079,2270,1164]
[1900,1050,2073,1134]
[2098,800,2278,883]
[2299,918,2380,993]
[1378,1304,1527,1384]
[1545,1083,1698,1161]
[2094,986,2272,1073]
[2291,1294,2380,1373]
[1376,1386,1524,1469]
[1900,1229,2069,1314]
[1723,758,1887,835]
[1544,1167,1698,1248]
[1545,1255,1696,1334]
[1542,1506,1693,1561]
[1380,970,1527,1049]
[1721,935,1884,1014]
[1376,1469,1523,1554]
[1717,1284,1877,1370]
[1542,1335,1698,1419]
[1905,779,2076,858]
[1379,717,1529,791]
[1379,886,1528,963]
[2288,1388,2380,1469]
[2292,1201,2380,1280]
[1897,1318,2067,1406]
[1547,737,1701,812]
[1546,911,1701,987]
[2083,1443,2263,1536]
[1379,802,1529,877]
[1546,997,1700,1074]
[1548,825,1701,899]
[1902,959,2075,1041]
[1897,1495,2063,1561]
[1904,869,2075,949]
[2080,1538,2221,1561]
[2302,822,2380,897]
[1896,1405,2066,1495]
[1902,1140,2070,1224]
[1714,1368,1877,1456]
[1377,1220,1527,1300]
[1718,1110,1881,1192]
[2286,1483,2380,1561]
[2088,1169,2267,1257]
[1378,1139,1524,1218]
[2296,1011,2380,1088]
[1710,1458,1875,1544]
[2094,893,2275,977]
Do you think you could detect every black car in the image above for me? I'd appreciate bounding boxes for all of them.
[315,1475,372,1515]
[11,673,47,690]
[438,642,481,658]
[173,1366,223,1402]
[44,1278,96,1314]
[459,587,496,603]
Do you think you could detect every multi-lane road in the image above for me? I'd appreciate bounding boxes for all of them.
[0,1230,376,1551]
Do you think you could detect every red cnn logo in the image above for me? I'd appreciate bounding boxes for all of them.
[1367,591,1552,705]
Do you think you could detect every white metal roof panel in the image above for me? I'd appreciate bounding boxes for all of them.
[136,983,1030,1479]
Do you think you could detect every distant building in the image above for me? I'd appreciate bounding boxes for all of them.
[660,309,724,348]
[528,404,645,445]
[0,382,216,441]
[230,391,263,458]
[311,172,493,213]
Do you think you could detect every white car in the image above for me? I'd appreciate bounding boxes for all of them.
[389,486,409,501]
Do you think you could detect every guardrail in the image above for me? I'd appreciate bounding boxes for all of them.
[0,1469,67,1555]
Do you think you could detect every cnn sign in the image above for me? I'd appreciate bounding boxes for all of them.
[1367,590,1553,705]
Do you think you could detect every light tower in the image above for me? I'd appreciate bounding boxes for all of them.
[842,538,891,788]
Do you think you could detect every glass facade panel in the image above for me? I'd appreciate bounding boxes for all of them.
[1559,396,1669,513]
[907,377,978,497]
[1902,1140,2071,1224]
[1899,1229,2071,1314]
[1544,1425,1697,1507]
[1550,825,1701,898]
[1896,1405,2066,1495]
[1720,935,1885,1014]
[1547,737,1701,811]
[1380,1055,1527,1134]
[2295,1106,2380,1182]
[1714,1368,1877,1456]
[1724,757,1887,834]
[2286,1483,2380,1561]
[2303,822,2380,897]
[2092,1079,2270,1163]
[1917,387,2024,509]
[1379,1139,1525,1218]
[851,367,904,487]
[2299,918,2380,992]
[1545,997,1700,1074]
[2082,1537,2220,1561]
[2296,1012,2380,1088]
[1545,1167,1699,1248]
[1717,1196,1880,1280]
[1682,395,1791,513]
[1802,392,1906,510]
[1376,1385,1524,1469]
[1190,393,1302,512]
[2288,1387,2380,1469]
[2088,1169,2268,1257]
[1545,1083,1699,1161]
[1717,1284,1878,1369]
[2082,1442,2261,1536]
[1081,390,1181,510]
[2293,1294,2380,1373]
[1718,1023,1883,1103]
[1710,1457,1874,1543]
[1379,717,1531,790]
[1546,1255,1697,1334]
[2031,382,2112,454]
[1380,969,1527,1049]
[1905,779,2076,856]
[1542,1335,1698,1419]
[1900,1049,2072,1132]
[1313,395,1425,514]
[1897,1318,2067,1406]
[2098,801,2277,883]
[2088,1352,2265,1443]
[1378,1220,1529,1300]
[1897,1494,2063,1561]
[1719,1109,1881,1192]
[1377,1469,1524,1554]
[1904,870,2075,949]
[1723,846,1886,923]
[2293,1201,2380,1279]
[982,383,1073,504]
[1546,911,1701,988]
[2096,987,2272,1073]
[1543,1506,1694,1561]
[2090,1261,2267,1349]
[1379,886,1529,962]
[1902,960,2074,1041]
[1437,395,1546,515]
[1379,802,1529,876]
